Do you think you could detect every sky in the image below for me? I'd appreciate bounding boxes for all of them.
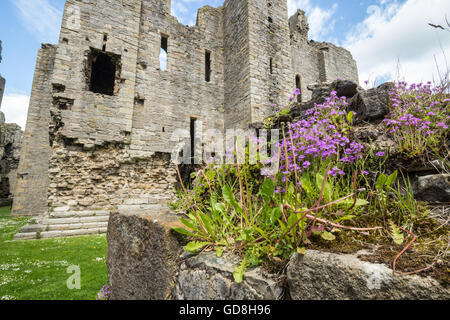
[0,0,449,129]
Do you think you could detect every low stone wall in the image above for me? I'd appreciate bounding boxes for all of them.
[107,210,450,300]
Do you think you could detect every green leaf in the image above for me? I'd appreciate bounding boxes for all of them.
[233,258,248,283]
[184,241,210,253]
[389,221,404,245]
[288,213,299,236]
[223,185,235,205]
[223,185,243,215]
[321,231,336,241]
[340,198,370,208]
[335,215,357,223]
[260,178,275,200]
[386,170,398,189]
[255,227,270,242]
[172,227,199,238]
[347,111,354,124]
[315,173,333,202]
[206,169,216,181]
[213,203,226,214]
[301,174,313,195]
[278,219,287,234]
[210,192,218,207]
[270,207,283,224]
[216,246,224,258]
[198,211,215,239]
[297,247,306,255]
[376,173,387,190]
[288,182,295,196]
[179,218,199,231]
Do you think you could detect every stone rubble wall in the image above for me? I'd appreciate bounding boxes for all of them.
[48,144,177,212]
[0,122,23,200]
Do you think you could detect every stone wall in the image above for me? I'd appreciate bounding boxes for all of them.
[48,143,177,212]
[12,45,56,216]
[223,0,251,129]
[248,0,294,124]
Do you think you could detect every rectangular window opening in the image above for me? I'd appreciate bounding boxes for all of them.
[160,35,168,71]
[205,50,211,82]
[87,48,121,96]
[296,75,302,103]
[270,58,273,74]
[190,117,197,164]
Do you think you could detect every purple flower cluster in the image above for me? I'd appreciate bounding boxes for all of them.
[96,285,111,301]
[383,82,449,154]
[275,91,364,185]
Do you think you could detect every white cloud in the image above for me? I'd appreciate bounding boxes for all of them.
[10,0,63,43]
[1,94,30,129]
[287,0,339,40]
[344,0,450,86]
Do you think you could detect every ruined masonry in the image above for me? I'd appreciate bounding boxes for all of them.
[0,41,5,108]
[13,0,358,239]
[0,41,24,207]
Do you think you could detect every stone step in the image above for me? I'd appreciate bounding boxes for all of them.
[47,221,108,231]
[14,210,111,240]
[40,215,110,225]
[14,227,108,240]
[49,210,110,218]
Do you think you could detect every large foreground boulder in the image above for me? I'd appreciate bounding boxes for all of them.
[107,208,185,300]
[287,250,449,300]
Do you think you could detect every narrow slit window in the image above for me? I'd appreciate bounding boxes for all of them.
[296,75,302,102]
[268,16,273,23]
[160,35,168,71]
[205,50,211,82]
[270,58,273,74]
[190,117,197,164]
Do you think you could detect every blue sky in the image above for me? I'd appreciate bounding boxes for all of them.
[0,0,449,128]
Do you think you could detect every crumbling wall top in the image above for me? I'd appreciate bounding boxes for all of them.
[289,9,309,41]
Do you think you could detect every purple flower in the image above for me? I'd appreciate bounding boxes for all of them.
[376,152,386,157]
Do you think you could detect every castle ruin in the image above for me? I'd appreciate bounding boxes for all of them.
[12,0,358,238]
[0,41,24,207]
[0,41,5,108]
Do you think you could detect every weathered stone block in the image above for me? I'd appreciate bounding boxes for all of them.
[107,209,185,300]
[173,252,284,300]
[415,174,450,203]
[287,250,449,300]
[349,82,394,122]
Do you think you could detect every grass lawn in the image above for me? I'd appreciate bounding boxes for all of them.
[0,206,108,300]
